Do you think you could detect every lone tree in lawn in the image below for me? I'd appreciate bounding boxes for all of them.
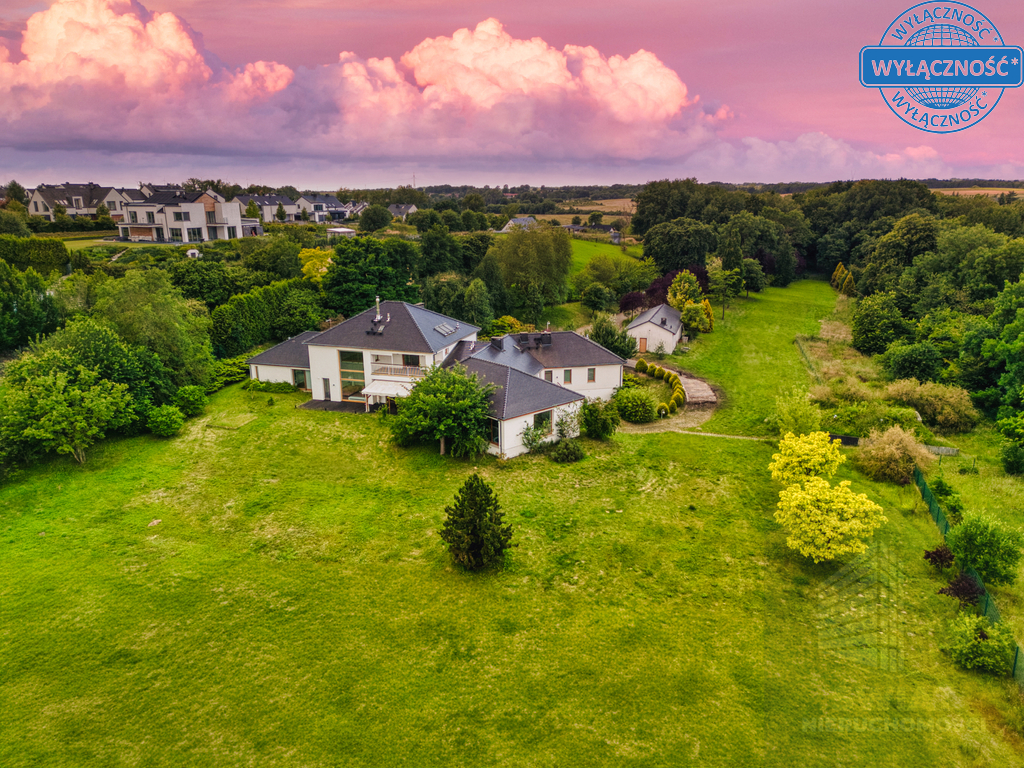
[388,363,496,457]
[439,473,513,570]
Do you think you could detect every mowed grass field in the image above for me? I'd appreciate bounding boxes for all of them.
[569,239,643,276]
[666,281,836,437]
[3,281,1024,766]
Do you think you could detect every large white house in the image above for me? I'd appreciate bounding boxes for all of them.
[626,304,684,354]
[245,301,625,458]
[29,183,128,221]
[232,195,299,222]
[119,190,246,243]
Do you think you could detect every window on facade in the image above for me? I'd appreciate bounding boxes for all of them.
[169,228,183,242]
[120,228,130,238]
[489,418,500,445]
[186,228,203,241]
[207,211,217,224]
[129,211,138,223]
[293,369,308,389]
[564,369,572,384]
[108,201,118,211]
[339,351,365,400]
[146,212,155,224]
[534,410,552,434]
[314,204,323,211]
[227,227,237,239]
[173,211,190,222]
[402,354,419,368]
[33,202,39,212]
[588,367,596,382]
[544,371,553,382]
[72,197,83,208]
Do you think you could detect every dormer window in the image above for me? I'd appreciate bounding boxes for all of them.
[72,197,83,208]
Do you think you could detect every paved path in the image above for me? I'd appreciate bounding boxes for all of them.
[627,360,718,405]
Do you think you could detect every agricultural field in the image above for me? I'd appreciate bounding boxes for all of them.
[931,187,1021,198]
[3,279,1023,766]
[569,238,643,276]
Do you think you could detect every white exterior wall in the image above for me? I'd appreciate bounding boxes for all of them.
[250,364,308,385]
[541,363,622,401]
[308,344,348,401]
[628,322,681,355]
[487,400,583,459]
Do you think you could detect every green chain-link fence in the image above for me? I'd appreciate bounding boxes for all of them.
[914,467,1024,685]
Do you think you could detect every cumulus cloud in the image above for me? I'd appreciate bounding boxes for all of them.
[0,0,1001,182]
[0,1,712,162]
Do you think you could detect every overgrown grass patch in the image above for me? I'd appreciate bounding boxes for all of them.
[2,383,1022,766]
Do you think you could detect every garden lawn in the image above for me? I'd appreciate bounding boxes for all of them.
[2,385,1022,767]
[667,280,836,437]
[569,239,642,276]
[63,239,172,252]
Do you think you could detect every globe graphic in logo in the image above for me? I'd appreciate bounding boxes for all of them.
[904,24,979,109]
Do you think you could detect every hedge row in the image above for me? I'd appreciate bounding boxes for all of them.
[211,279,304,358]
[0,235,70,274]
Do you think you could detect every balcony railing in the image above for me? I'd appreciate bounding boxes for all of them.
[371,364,423,378]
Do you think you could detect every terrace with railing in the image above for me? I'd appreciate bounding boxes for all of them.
[370,363,423,378]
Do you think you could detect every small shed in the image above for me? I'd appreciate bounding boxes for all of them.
[627,304,683,354]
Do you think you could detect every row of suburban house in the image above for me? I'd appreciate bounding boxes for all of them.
[247,300,626,458]
[25,182,378,244]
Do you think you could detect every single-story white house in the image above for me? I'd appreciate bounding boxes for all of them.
[626,304,684,355]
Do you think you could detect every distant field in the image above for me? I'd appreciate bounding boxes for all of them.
[932,187,1020,197]
[569,239,643,276]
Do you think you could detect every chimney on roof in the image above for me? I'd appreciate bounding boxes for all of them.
[375,295,381,321]
[661,317,667,326]
[491,336,503,350]
[546,321,550,331]
[387,313,390,322]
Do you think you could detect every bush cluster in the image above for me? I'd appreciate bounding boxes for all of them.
[211,279,323,357]
[581,399,620,440]
[174,385,208,417]
[856,426,934,484]
[0,234,70,273]
[928,477,965,525]
[943,614,1015,675]
[883,379,979,433]
[550,439,585,463]
[614,388,657,423]
[242,379,299,394]
[147,405,185,437]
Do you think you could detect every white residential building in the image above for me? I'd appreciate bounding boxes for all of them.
[118,190,245,243]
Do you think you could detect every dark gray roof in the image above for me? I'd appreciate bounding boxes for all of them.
[628,303,682,334]
[306,301,478,354]
[135,190,206,206]
[454,334,545,375]
[300,194,342,207]
[388,204,417,214]
[34,183,113,209]
[118,188,146,202]
[246,331,317,368]
[460,359,582,420]
[234,194,295,206]
[502,216,538,230]
[491,331,624,369]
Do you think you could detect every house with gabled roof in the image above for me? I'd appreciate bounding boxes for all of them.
[232,194,299,222]
[302,299,479,407]
[119,190,245,243]
[626,304,684,354]
[29,183,127,221]
[500,216,539,233]
[294,194,345,223]
[244,300,624,458]
[387,204,418,221]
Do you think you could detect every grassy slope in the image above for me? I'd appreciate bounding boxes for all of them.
[666,281,835,437]
[2,285,1023,766]
[569,239,643,276]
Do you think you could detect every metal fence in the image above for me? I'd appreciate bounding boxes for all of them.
[913,467,1024,685]
[793,337,823,384]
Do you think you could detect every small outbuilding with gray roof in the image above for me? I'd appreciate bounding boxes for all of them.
[626,304,684,355]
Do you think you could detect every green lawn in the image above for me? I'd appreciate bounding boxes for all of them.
[63,239,174,252]
[569,239,643,276]
[667,281,836,436]
[3,280,1023,766]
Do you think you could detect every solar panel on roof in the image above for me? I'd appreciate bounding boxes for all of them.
[434,322,457,336]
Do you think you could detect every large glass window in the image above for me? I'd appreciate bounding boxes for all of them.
[146,212,155,223]
[293,369,308,389]
[227,227,237,239]
[129,211,138,223]
[187,228,203,241]
[207,211,217,224]
[402,354,420,368]
[339,351,365,400]
[169,228,182,242]
[534,410,552,434]
[489,418,500,445]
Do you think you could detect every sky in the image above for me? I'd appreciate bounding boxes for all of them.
[0,0,1022,189]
